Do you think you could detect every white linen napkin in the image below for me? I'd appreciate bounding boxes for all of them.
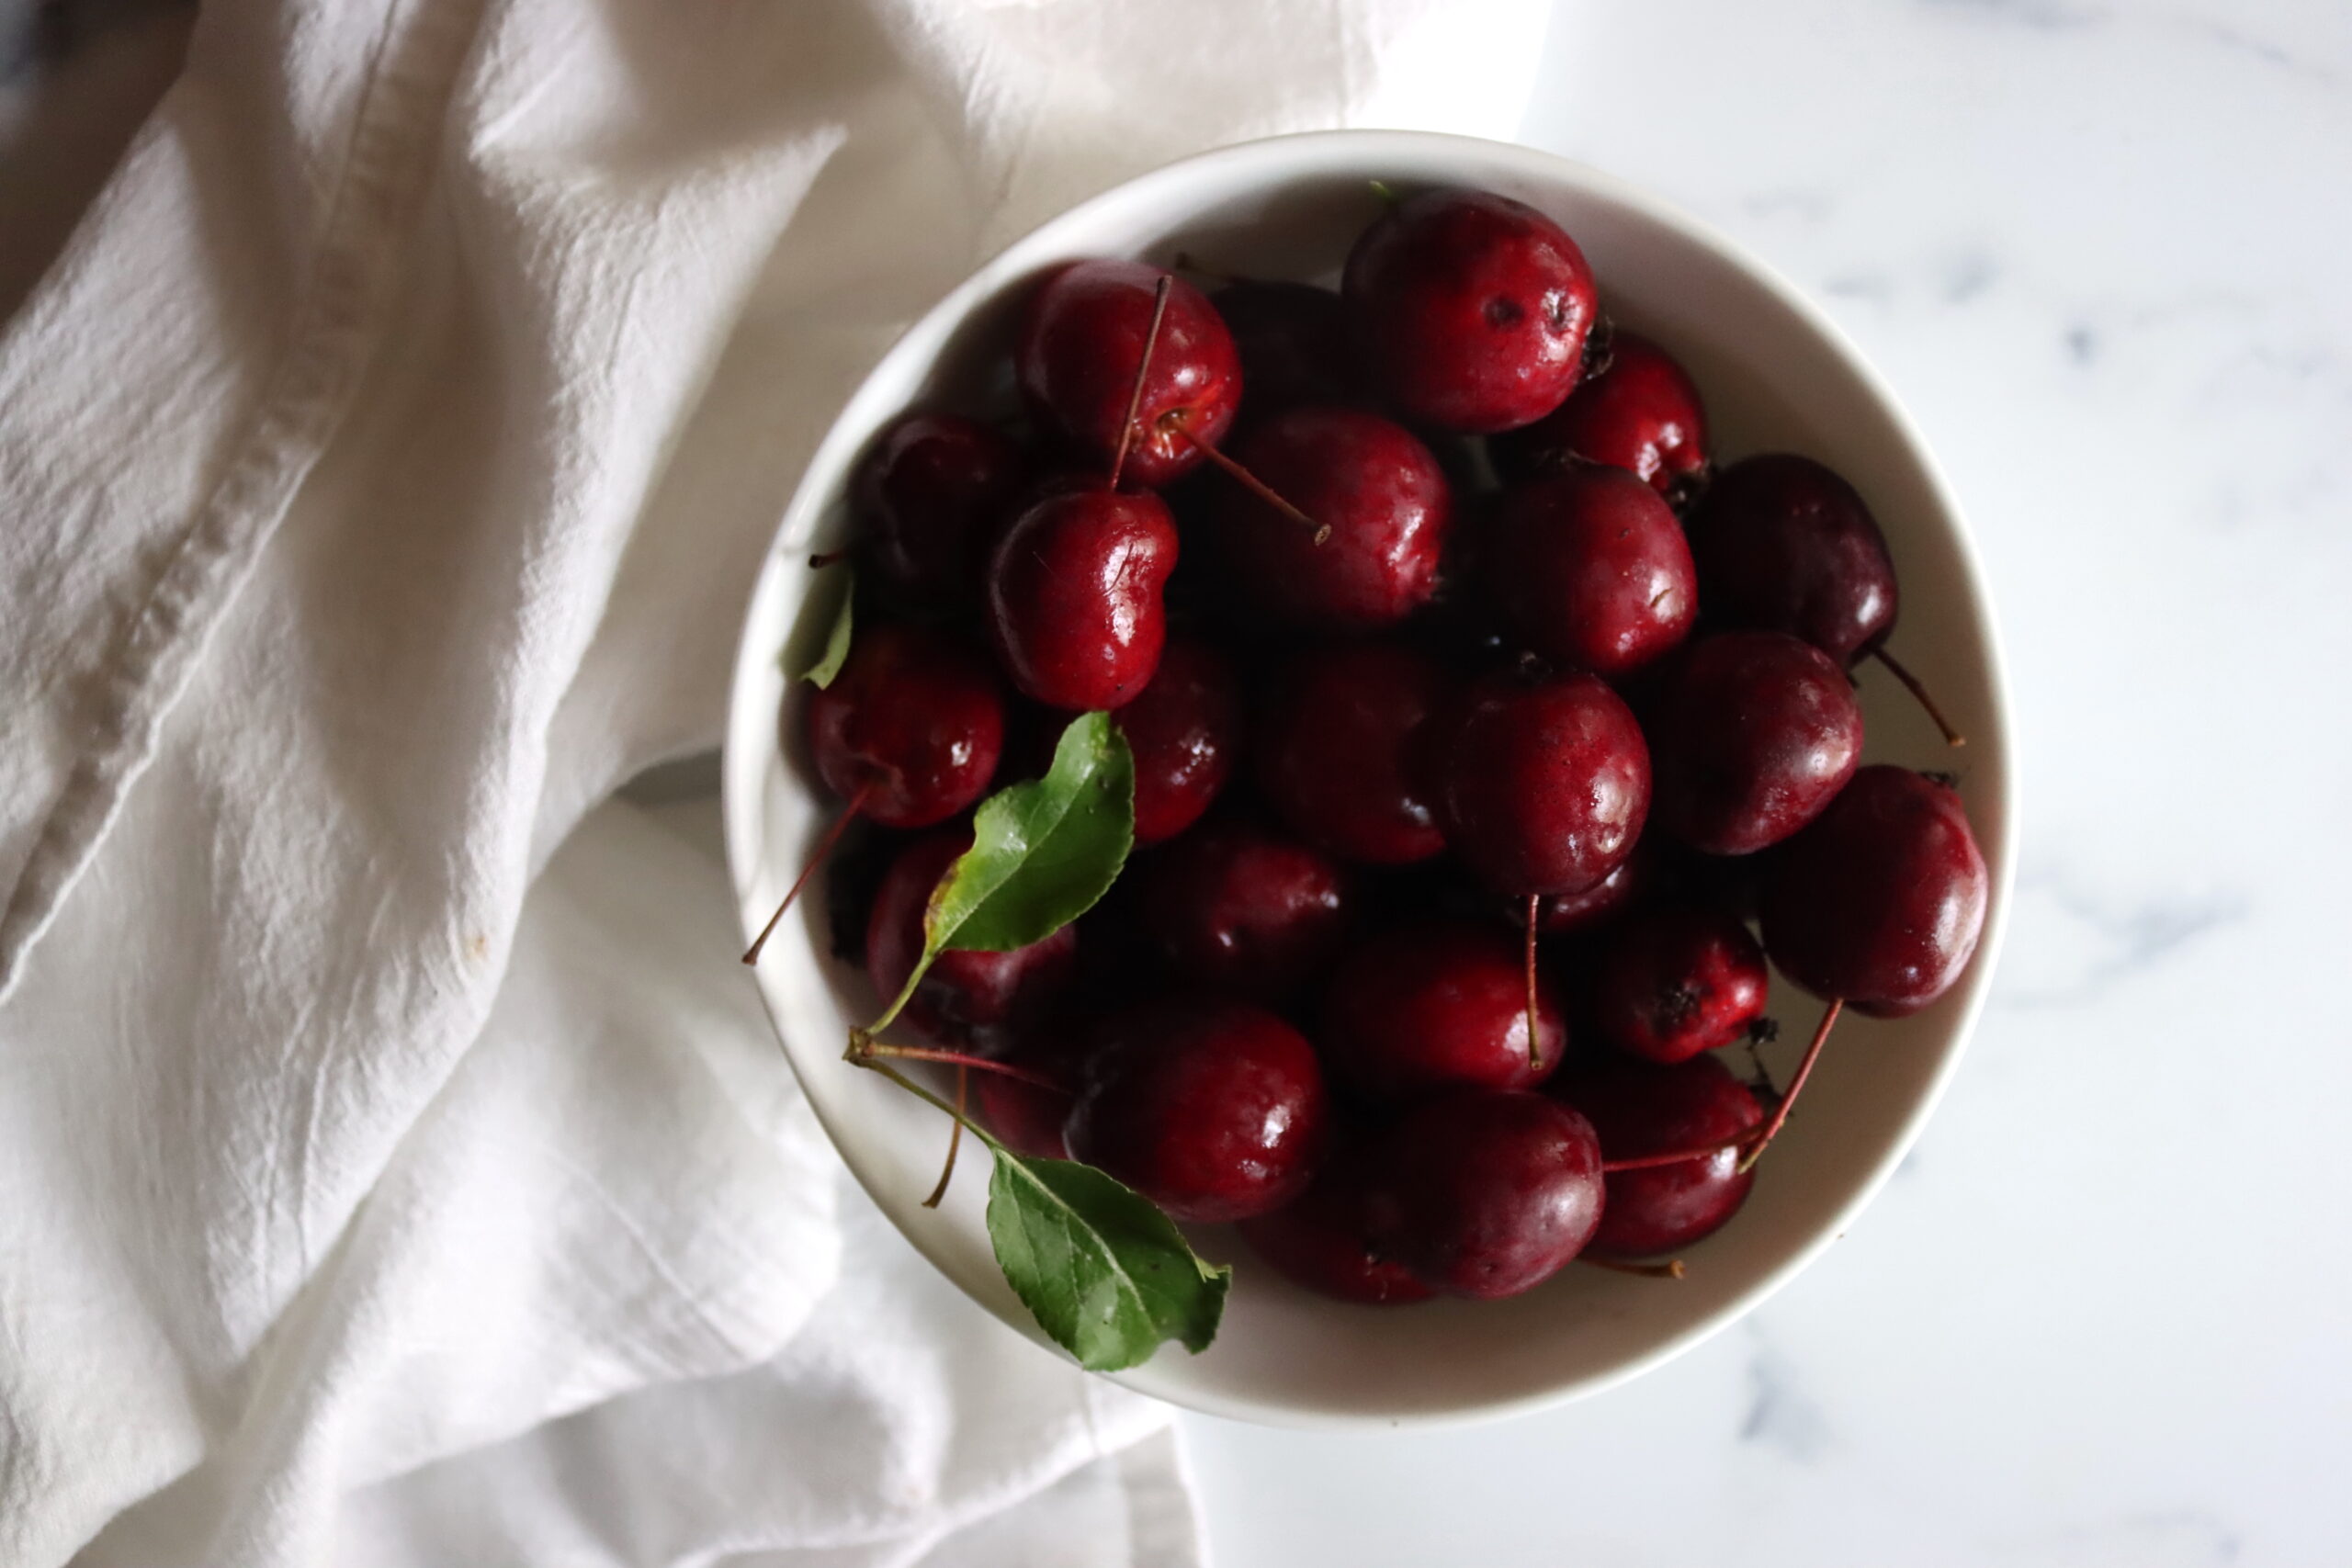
[0,0,1545,1562]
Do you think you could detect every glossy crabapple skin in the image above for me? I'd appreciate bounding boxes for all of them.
[1343,187,1599,434]
[1066,998,1329,1224]
[1684,454,1898,666]
[1319,920,1566,1103]
[1366,1090,1606,1299]
[1255,640,1450,865]
[853,412,1027,608]
[985,484,1179,712]
[1759,765,1990,1017]
[1647,629,1865,856]
[804,622,1005,829]
[1484,464,1698,677]
[1213,279,1358,417]
[977,1066,1073,1161]
[1556,1054,1763,1257]
[1136,819,1351,1000]
[1535,841,1653,935]
[1590,904,1770,1065]
[1238,1144,1432,1305]
[1489,331,1709,496]
[973,1010,1106,1161]
[1112,636,1242,845]
[1016,260,1240,488]
[1434,671,1652,898]
[865,830,1079,1055]
[1213,406,1453,630]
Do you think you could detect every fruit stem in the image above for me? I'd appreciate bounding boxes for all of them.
[1736,998,1842,1174]
[1167,418,1331,543]
[1868,645,1965,748]
[741,783,873,965]
[808,548,852,570]
[1108,275,1172,491]
[1523,893,1544,1072]
[851,1052,1012,1156]
[1579,1255,1686,1280]
[852,1037,1066,1094]
[922,1066,969,1209]
[1602,1131,1750,1174]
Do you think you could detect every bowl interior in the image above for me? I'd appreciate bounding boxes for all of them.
[722,131,2013,1428]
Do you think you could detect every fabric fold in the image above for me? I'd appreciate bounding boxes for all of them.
[0,0,1549,1561]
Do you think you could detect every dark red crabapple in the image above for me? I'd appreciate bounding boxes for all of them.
[1434,671,1651,898]
[1683,454,1896,666]
[973,1013,1106,1161]
[1759,765,1989,1017]
[1343,187,1599,434]
[1484,464,1698,677]
[1557,1054,1762,1257]
[1535,842,1654,935]
[1490,330,1709,499]
[1685,454,1966,747]
[1136,819,1351,999]
[1112,636,1242,845]
[1213,279,1357,416]
[985,483,1178,711]
[865,830,1078,1054]
[1238,1145,1431,1305]
[1590,903,1769,1066]
[977,1066,1073,1161]
[1016,259,1240,487]
[804,622,1005,829]
[1647,629,1864,856]
[1212,405,1453,630]
[1319,920,1566,1103]
[1255,640,1449,865]
[1366,1090,1605,1299]
[853,412,1026,608]
[1066,998,1329,1223]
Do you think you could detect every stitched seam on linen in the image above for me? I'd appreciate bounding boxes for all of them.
[0,0,491,999]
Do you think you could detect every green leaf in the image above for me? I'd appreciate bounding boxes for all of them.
[932,711,1134,951]
[987,1151,1230,1371]
[794,565,855,688]
[871,712,1134,1030]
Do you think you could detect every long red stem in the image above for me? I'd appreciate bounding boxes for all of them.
[1603,1132,1750,1174]
[854,1040,1066,1094]
[741,784,872,965]
[1107,276,1172,491]
[922,1066,969,1209]
[1168,419,1330,543]
[1523,894,1544,1072]
[1736,998,1843,1174]
[1579,1255,1686,1280]
[1869,645,1965,748]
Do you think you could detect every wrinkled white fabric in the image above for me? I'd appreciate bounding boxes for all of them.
[0,0,1546,1562]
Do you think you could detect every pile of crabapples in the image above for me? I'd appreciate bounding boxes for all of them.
[777,186,1988,1305]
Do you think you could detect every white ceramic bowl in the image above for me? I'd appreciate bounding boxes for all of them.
[721,130,2015,1429]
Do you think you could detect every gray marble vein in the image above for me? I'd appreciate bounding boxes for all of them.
[1736,1321,1834,1462]
[1994,859,2248,1010]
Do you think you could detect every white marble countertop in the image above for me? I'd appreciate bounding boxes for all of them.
[7,0,2346,1562]
[1182,4,2352,1564]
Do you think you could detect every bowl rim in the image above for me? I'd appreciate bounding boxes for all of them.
[720,128,2018,1429]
